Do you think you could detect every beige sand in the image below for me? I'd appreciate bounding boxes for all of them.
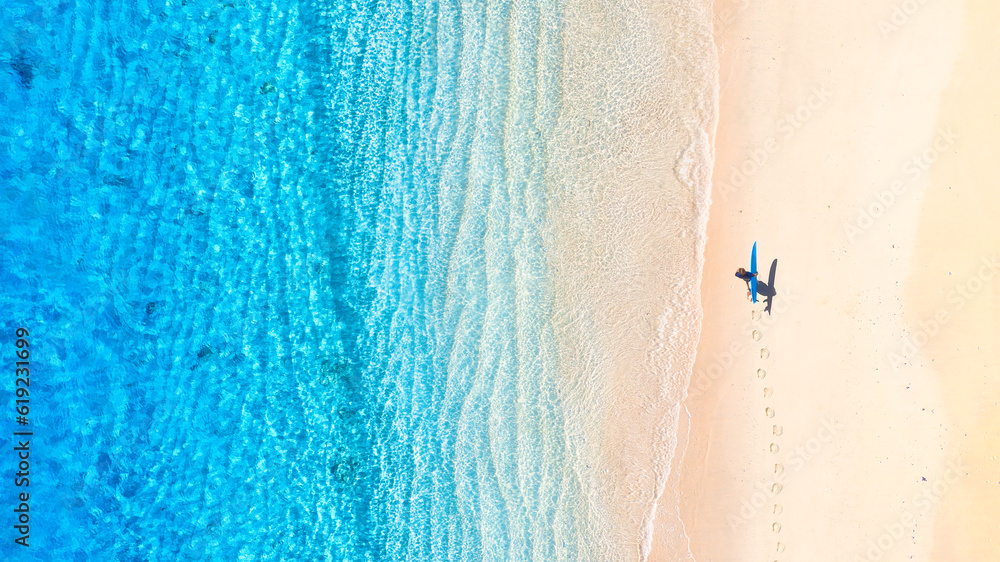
[905,1,1000,558]
[647,0,1000,560]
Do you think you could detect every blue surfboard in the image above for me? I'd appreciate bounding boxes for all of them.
[750,242,758,303]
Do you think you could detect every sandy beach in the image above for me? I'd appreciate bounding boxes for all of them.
[649,0,1000,560]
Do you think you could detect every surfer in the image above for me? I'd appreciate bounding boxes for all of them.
[735,267,758,299]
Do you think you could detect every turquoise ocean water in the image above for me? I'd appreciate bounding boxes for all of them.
[1,0,715,559]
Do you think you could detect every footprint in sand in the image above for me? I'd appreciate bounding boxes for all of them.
[752,310,761,321]
[757,333,783,555]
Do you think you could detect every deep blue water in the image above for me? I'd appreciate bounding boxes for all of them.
[1,0,584,559]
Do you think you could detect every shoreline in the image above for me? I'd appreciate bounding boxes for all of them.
[543,0,718,557]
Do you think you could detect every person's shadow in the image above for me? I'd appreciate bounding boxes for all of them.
[757,259,779,315]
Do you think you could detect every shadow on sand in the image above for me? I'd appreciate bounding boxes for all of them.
[756,259,779,315]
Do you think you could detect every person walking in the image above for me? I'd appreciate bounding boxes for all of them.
[735,267,757,300]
